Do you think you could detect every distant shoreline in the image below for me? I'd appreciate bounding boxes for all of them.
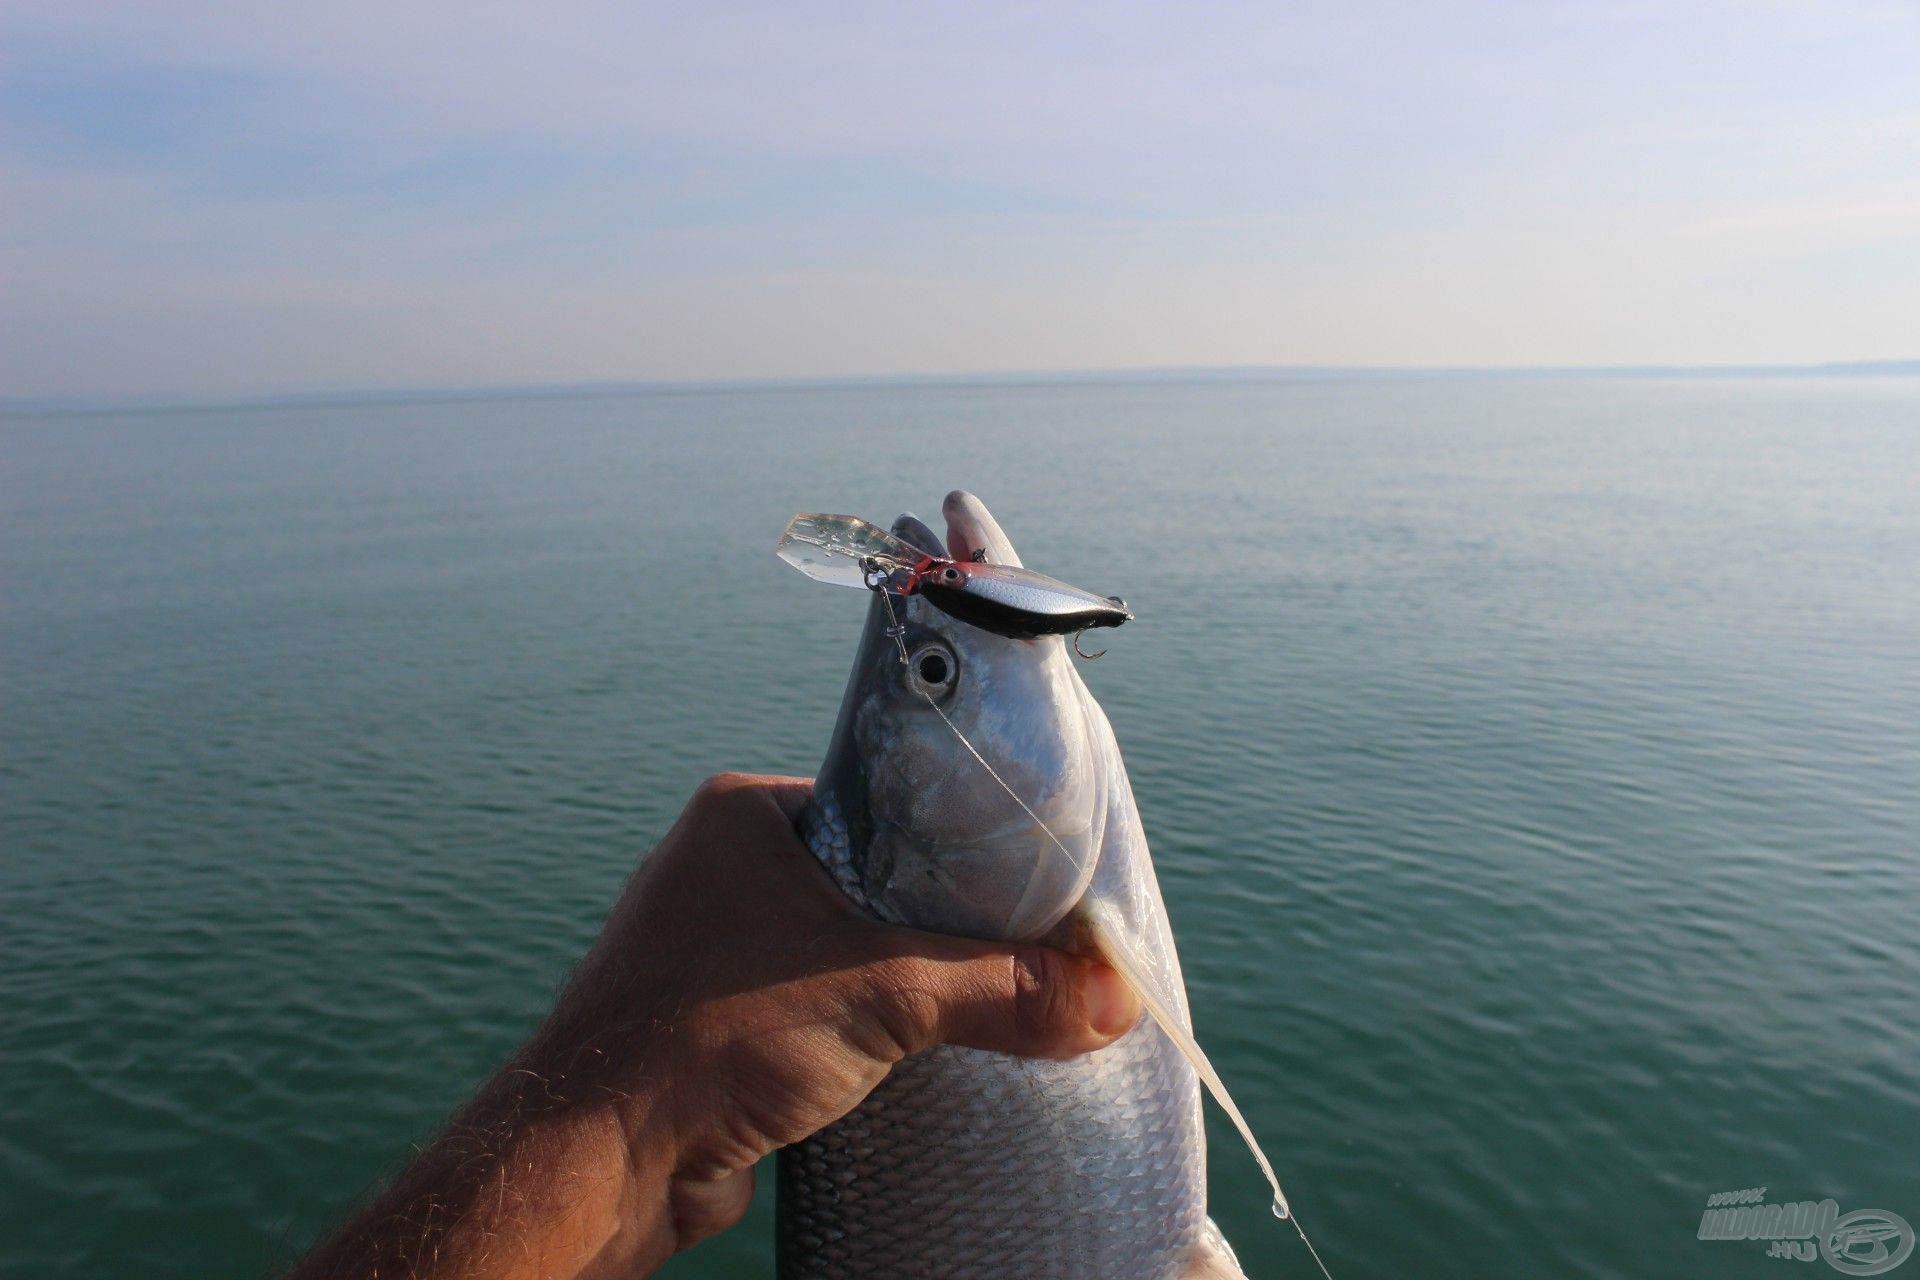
[5,359,1917,420]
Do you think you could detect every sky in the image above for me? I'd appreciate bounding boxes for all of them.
[2,2,1917,400]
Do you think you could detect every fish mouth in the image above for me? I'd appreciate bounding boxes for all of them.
[943,490,1022,566]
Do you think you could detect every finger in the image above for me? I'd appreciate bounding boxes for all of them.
[857,940,1143,1062]
[677,773,823,885]
[752,774,815,824]
[688,772,814,827]
[656,774,872,946]
[686,774,1143,1056]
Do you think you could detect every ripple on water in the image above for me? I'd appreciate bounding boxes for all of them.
[5,379,1919,1279]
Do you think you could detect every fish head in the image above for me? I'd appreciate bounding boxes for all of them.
[816,491,1106,941]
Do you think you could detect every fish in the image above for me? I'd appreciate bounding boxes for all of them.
[774,491,1257,1279]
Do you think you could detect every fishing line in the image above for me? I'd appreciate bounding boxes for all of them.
[875,585,1074,871]
[871,581,1339,1280]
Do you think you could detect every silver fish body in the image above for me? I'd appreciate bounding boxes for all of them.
[775,492,1244,1279]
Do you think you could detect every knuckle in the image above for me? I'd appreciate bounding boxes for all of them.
[667,1168,754,1251]
[854,958,945,1061]
[692,772,753,811]
[1012,948,1078,1042]
[683,773,769,843]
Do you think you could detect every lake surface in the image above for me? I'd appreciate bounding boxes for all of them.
[3,375,1916,1278]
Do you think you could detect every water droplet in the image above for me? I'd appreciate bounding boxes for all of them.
[1272,1197,1290,1220]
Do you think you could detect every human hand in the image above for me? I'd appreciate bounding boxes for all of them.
[288,773,1140,1279]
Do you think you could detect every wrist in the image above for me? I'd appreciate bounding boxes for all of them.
[464,1043,679,1279]
[285,1063,673,1280]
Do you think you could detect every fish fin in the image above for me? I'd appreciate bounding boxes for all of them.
[1181,1218,1249,1279]
[1079,898,1293,1220]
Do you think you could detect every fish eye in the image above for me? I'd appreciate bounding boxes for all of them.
[905,642,957,699]
[940,566,961,582]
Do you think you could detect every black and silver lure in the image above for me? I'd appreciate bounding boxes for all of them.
[775,512,1133,646]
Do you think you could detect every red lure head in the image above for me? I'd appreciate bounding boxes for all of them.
[900,554,963,596]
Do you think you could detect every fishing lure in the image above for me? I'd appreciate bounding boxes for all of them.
[776,512,1133,647]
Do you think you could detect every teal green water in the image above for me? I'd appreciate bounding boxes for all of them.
[3,376,1917,1278]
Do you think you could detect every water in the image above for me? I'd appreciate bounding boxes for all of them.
[2,376,1916,1278]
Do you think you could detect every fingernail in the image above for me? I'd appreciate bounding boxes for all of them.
[1085,964,1139,1038]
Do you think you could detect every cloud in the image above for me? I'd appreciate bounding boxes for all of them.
[2,1,1917,397]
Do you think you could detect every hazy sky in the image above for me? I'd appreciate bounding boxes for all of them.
[3,2,1917,399]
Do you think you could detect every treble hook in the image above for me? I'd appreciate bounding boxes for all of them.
[1072,629,1107,660]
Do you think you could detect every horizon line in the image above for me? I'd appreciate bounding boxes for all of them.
[5,358,1918,420]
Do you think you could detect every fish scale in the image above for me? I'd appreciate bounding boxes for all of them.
[775,882,1207,1278]
[782,744,1214,1277]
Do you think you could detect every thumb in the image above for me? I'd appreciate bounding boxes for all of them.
[865,938,1144,1061]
